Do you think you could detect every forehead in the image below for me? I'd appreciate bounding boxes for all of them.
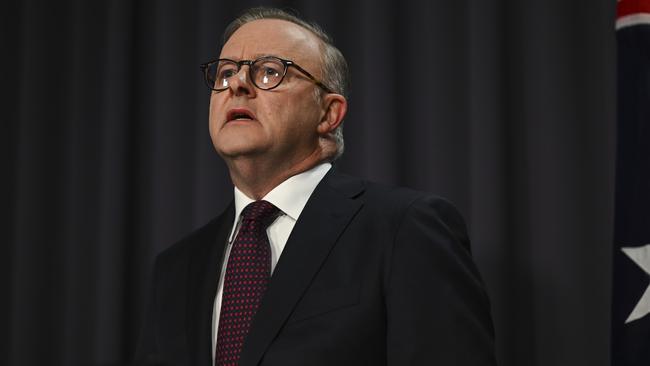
[220,19,322,66]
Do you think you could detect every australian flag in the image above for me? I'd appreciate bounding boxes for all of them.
[612,1,650,365]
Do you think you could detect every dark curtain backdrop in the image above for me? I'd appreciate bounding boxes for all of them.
[4,0,616,365]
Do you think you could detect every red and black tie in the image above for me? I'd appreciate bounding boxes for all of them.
[215,200,279,366]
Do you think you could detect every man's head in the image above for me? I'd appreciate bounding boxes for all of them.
[207,7,349,170]
[222,8,350,101]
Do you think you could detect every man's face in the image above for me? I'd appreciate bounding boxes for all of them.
[209,19,326,165]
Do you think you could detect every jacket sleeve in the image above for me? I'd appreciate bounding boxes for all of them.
[385,196,497,365]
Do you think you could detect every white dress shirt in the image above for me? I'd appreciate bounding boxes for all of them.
[211,162,332,360]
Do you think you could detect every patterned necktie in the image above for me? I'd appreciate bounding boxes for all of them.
[215,200,279,366]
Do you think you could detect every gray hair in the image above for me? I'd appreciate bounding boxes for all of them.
[222,7,349,161]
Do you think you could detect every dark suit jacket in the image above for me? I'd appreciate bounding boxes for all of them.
[135,170,496,366]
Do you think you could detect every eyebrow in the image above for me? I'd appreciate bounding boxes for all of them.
[220,53,284,61]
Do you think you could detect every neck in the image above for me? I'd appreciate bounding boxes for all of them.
[225,148,325,199]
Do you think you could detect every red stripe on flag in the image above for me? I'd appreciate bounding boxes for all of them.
[618,0,650,18]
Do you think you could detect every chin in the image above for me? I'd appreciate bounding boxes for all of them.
[213,139,268,159]
[213,125,270,156]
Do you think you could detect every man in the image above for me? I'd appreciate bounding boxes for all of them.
[135,7,496,366]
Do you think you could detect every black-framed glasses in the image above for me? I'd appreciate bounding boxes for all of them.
[200,56,333,93]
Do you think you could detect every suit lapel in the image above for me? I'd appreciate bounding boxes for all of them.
[186,201,234,366]
[239,171,365,366]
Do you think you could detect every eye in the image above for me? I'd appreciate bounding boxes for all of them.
[265,66,281,76]
[215,62,238,80]
[254,59,284,86]
[224,69,236,77]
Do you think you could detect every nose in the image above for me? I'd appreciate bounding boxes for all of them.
[226,65,256,97]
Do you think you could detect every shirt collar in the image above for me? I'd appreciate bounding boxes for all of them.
[229,162,332,242]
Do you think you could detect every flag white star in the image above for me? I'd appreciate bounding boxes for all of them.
[621,243,650,324]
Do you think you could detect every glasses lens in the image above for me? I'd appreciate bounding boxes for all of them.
[206,60,237,90]
[252,58,285,90]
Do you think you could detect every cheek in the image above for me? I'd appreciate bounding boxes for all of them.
[260,98,289,129]
[209,95,225,123]
[209,95,222,118]
[284,101,321,141]
[208,95,227,142]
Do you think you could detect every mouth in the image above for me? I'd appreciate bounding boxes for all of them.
[226,108,256,123]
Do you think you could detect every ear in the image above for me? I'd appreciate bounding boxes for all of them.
[317,93,348,135]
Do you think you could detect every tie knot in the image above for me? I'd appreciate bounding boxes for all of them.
[241,200,280,228]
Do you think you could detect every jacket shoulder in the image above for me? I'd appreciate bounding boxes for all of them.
[330,171,460,215]
[326,171,468,246]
